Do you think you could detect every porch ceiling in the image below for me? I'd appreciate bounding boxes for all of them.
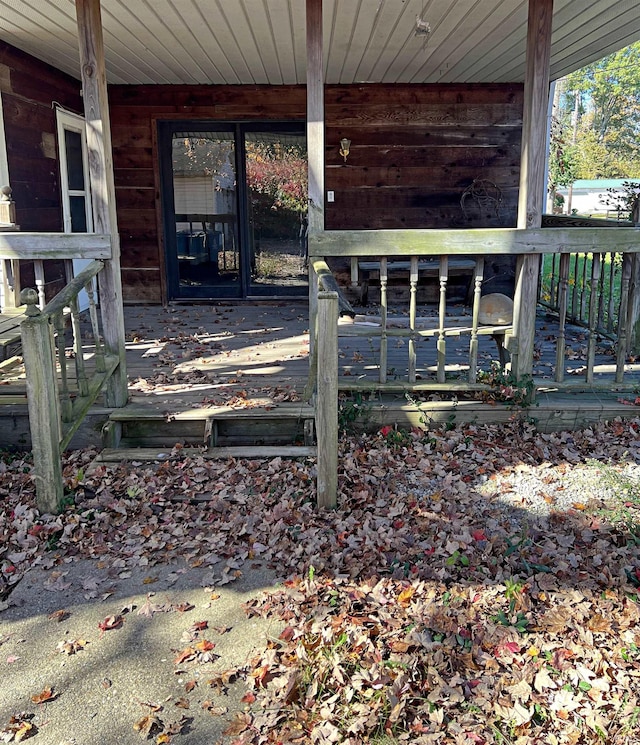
[0,0,638,86]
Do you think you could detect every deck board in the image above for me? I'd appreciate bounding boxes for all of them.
[0,301,636,440]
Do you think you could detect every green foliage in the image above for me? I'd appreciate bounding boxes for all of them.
[558,42,640,179]
[601,180,640,222]
[548,117,578,197]
[477,362,535,408]
[338,392,372,433]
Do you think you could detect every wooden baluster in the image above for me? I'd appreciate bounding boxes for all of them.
[350,257,359,288]
[549,253,558,307]
[53,310,73,422]
[408,256,418,383]
[34,260,46,309]
[607,255,617,334]
[596,254,607,331]
[569,253,578,319]
[468,257,484,383]
[85,278,105,373]
[69,296,89,398]
[616,253,632,383]
[580,253,589,321]
[586,253,601,384]
[555,253,570,383]
[436,256,448,383]
[379,258,388,384]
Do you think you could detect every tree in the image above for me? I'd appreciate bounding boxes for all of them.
[555,42,640,179]
[547,116,578,210]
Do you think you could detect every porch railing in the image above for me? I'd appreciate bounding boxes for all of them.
[20,260,120,512]
[539,214,640,349]
[308,225,640,508]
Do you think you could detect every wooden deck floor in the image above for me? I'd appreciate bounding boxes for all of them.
[0,301,637,442]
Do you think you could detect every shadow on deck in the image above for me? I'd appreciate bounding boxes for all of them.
[0,301,637,451]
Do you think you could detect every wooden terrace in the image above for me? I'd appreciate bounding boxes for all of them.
[0,299,636,453]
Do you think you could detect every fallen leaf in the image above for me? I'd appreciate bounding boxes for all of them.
[98,614,124,632]
[31,686,56,704]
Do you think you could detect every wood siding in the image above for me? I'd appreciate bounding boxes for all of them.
[110,82,522,303]
[325,84,523,230]
[0,41,83,295]
[0,41,82,231]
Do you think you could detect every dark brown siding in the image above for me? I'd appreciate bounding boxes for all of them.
[0,41,82,231]
[0,42,82,296]
[325,84,522,230]
[109,83,523,303]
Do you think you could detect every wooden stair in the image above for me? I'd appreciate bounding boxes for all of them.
[0,312,24,362]
[96,401,316,462]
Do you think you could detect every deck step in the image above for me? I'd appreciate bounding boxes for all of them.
[94,445,316,463]
[102,401,316,449]
[108,403,315,421]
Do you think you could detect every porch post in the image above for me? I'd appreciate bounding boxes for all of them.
[306,0,325,356]
[306,0,325,236]
[512,0,553,378]
[75,0,128,407]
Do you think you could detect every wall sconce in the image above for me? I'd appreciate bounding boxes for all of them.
[339,138,351,162]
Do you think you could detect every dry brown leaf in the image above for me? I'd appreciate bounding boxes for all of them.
[31,686,56,704]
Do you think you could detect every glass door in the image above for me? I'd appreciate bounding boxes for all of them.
[244,129,308,295]
[160,122,306,300]
[163,128,241,298]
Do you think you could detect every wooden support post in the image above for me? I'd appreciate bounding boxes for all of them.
[316,291,338,510]
[306,0,324,235]
[20,289,63,513]
[513,0,553,379]
[308,258,318,358]
[75,0,128,407]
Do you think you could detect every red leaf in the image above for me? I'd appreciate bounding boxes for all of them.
[174,647,196,665]
[190,620,208,632]
[98,614,123,632]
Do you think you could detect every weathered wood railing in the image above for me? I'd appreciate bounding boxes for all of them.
[308,226,640,507]
[539,215,640,351]
[20,260,120,513]
[0,185,20,314]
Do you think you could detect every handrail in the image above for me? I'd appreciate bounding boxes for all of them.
[20,259,120,512]
[307,225,640,509]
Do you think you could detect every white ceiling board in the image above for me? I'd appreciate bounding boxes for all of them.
[351,0,417,83]
[0,0,638,86]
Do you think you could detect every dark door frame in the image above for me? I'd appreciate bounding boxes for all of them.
[158,119,306,301]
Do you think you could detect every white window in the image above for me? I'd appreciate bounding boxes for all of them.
[56,108,93,310]
[0,92,9,188]
[56,108,93,233]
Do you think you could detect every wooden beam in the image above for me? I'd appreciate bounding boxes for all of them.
[306,0,324,234]
[75,0,128,407]
[308,227,640,257]
[0,233,111,259]
[513,0,554,378]
[316,291,338,509]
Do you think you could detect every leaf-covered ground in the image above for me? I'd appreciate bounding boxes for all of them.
[1,418,640,744]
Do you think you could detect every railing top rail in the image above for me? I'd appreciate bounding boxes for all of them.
[541,214,633,228]
[0,233,112,260]
[308,227,640,258]
[40,260,104,317]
